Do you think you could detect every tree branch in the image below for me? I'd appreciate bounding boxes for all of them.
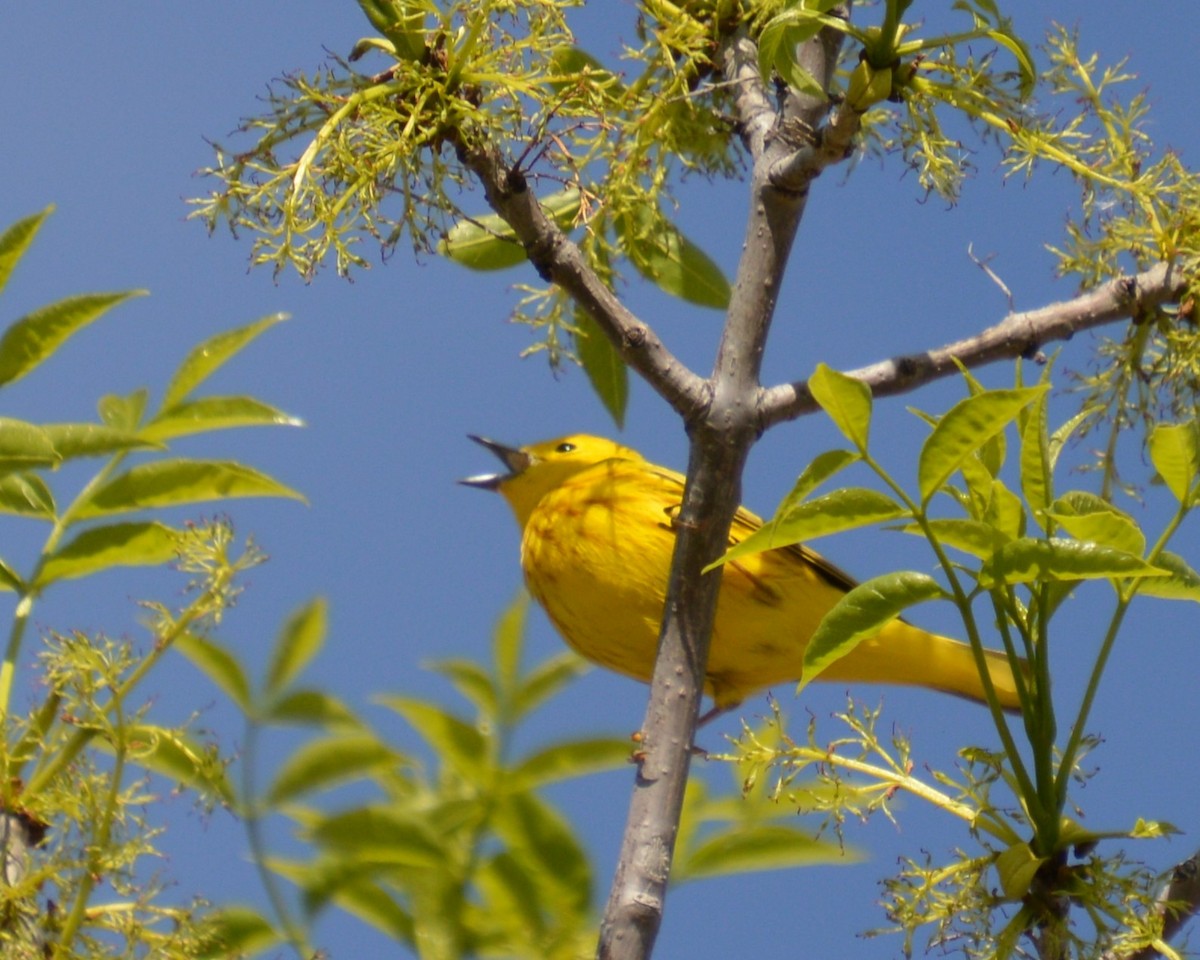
[596,14,847,960]
[725,34,776,158]
[757,260,1187,429]
[458,142,709,421]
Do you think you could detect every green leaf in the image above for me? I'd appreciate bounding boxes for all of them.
[267,733,396,806]
[1134,551,1200,603]
[618,208,730,309]
[777,449,862,512]
[547,44,623,95]
[141,396,303,442]
[980,538,1167,588]
[0,557,22,592]
[309,806,445,868]
[123,724,234,804]
[42,422,159,460]
[439,189,582,271]
[0,291,145,388]
[574,308,627,429]
[676,824,852,882]
[174,634,252,712]
[809,364,872,451]
[511,738,631,789]
[1020,388,1051,526]
[1047,491,1145,557]
[984,477,1026,542]
[266,688,360,728]
[803,572,948,683]
[0,418,59,472]
[266,598,327,696]
[428,658,497,718]
[0,206,53,294]
[918,386,1045,503]
[198,906,281,959]
[98,389,148,431]
[514,652,588,716]
[706,488,906,571]
[903,518,1009,560]
[756,10,828,96]
[996,841,1044,900]
[986,27,1036,99]
[161,315,287,411]
[379,696,489,781]
[492,792,590,912]
[1149,422,1200,504]
[493,591,527,709]
[37,521,179,586]
[74,459,305,518]
[0,472,54,518]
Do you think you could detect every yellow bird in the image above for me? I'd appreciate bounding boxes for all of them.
[463,434,1025,713]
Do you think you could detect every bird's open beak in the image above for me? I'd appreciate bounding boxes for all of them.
[459,435,532,490]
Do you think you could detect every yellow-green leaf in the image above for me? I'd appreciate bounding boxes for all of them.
[74,459,305,518]
[267,598,328,696]
[0,291,145,388]
[809,364,872,452]
[918,387,1045,504]
[37,521,179,586]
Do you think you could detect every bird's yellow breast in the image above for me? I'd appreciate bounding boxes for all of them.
[517,457,848,706]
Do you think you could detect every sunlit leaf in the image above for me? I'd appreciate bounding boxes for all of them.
[1148,422,1200,504]
[676,824,853,882]
[440,189,582,270]
[707,488,905,571]
[0,472,54,518]
[918,387,1045,503]
[379,696,488,782]
[0,418,59,472]
[510,738,630,789]
[0,291,145,388]
[514,652,589,716]
[37,521,179,586]
[980,538,1166,588]
[309,806,445,868]
[74,459,305,518]
[161,315,287,411]
[1134,551,1200,603]
[198,906,281,959]
[1047,491,1145,557]
[42,422,159,459]
[141,396,303,442]
[175,634,252,712]
[810,364,872,451]
[996,841,1043,899]
[0,206,53,294]
[267,733,397,806]
[574,308,627,429]
[122,724,234,804]
[804,572,948,683]
[267,598,328,696]
[618,207,730,309]
[266,688,361,728]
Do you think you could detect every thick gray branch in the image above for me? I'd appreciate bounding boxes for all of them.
[460,143,708,420]
[757,261,1187,429]
[596,15,846,960]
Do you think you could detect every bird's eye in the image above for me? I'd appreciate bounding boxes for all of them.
[556,441,576,453]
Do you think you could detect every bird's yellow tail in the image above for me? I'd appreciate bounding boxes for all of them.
[818,620,1027,712]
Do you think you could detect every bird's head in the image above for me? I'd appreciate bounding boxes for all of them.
[461,434,641,527]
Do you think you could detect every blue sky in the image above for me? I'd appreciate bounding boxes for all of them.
[2,2,1199,957]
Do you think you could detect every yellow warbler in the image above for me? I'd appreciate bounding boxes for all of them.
[463,434,1024,712]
